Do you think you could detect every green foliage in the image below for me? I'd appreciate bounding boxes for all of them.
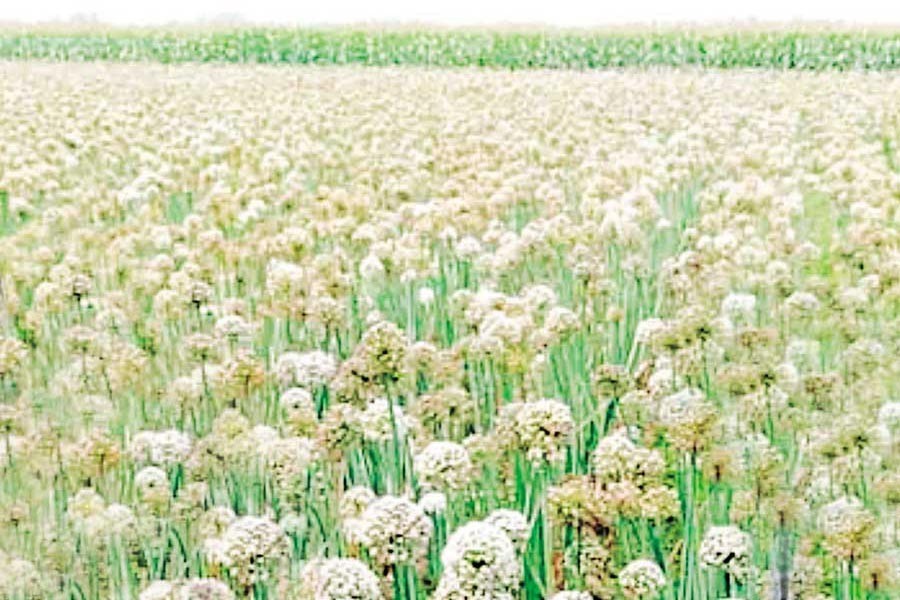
[3,28,900,69]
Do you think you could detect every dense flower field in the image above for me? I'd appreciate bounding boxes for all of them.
[0,62,899,599]
[3,27,900,69]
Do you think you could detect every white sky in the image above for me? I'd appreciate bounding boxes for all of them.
[4,0,900,26]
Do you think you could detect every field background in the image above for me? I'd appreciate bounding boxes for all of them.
[3,26,900,69]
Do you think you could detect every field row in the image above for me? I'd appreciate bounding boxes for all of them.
[3,28,900,68]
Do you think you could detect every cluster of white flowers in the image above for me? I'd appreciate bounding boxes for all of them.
[214,314,253,342]
[878,401,900,429]
[66,487,138,539]
[413,441,474,491]
[339,486,377,520]
[618,558,667,598]
[418,491,449,516]
[816,496,875,559]
[129,429,192,466]
[257,435,317,489]
[204,516,289,587]
[634,318,668,345]
[134,466,171,506]
[434,521,521,600]
[279,387,318,434]
[359,398,414,442]
[720,292,757,322]
[818,496,867,535]
[483,509,531,553]
[658,387,716,450]
[298,558,383,600]
[355,495,433,566]
[275,350,339,389]
[784,291,820,316]
[139,578,234,600]
[592,428,664,486]
[548,592,592,600]
[699,525,752,580]
[498,399,574,464]
[0,551,45,598]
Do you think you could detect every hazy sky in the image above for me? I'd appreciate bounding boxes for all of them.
[5,0,900,25]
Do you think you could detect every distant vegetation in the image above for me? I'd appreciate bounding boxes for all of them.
[2,27,900,69]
